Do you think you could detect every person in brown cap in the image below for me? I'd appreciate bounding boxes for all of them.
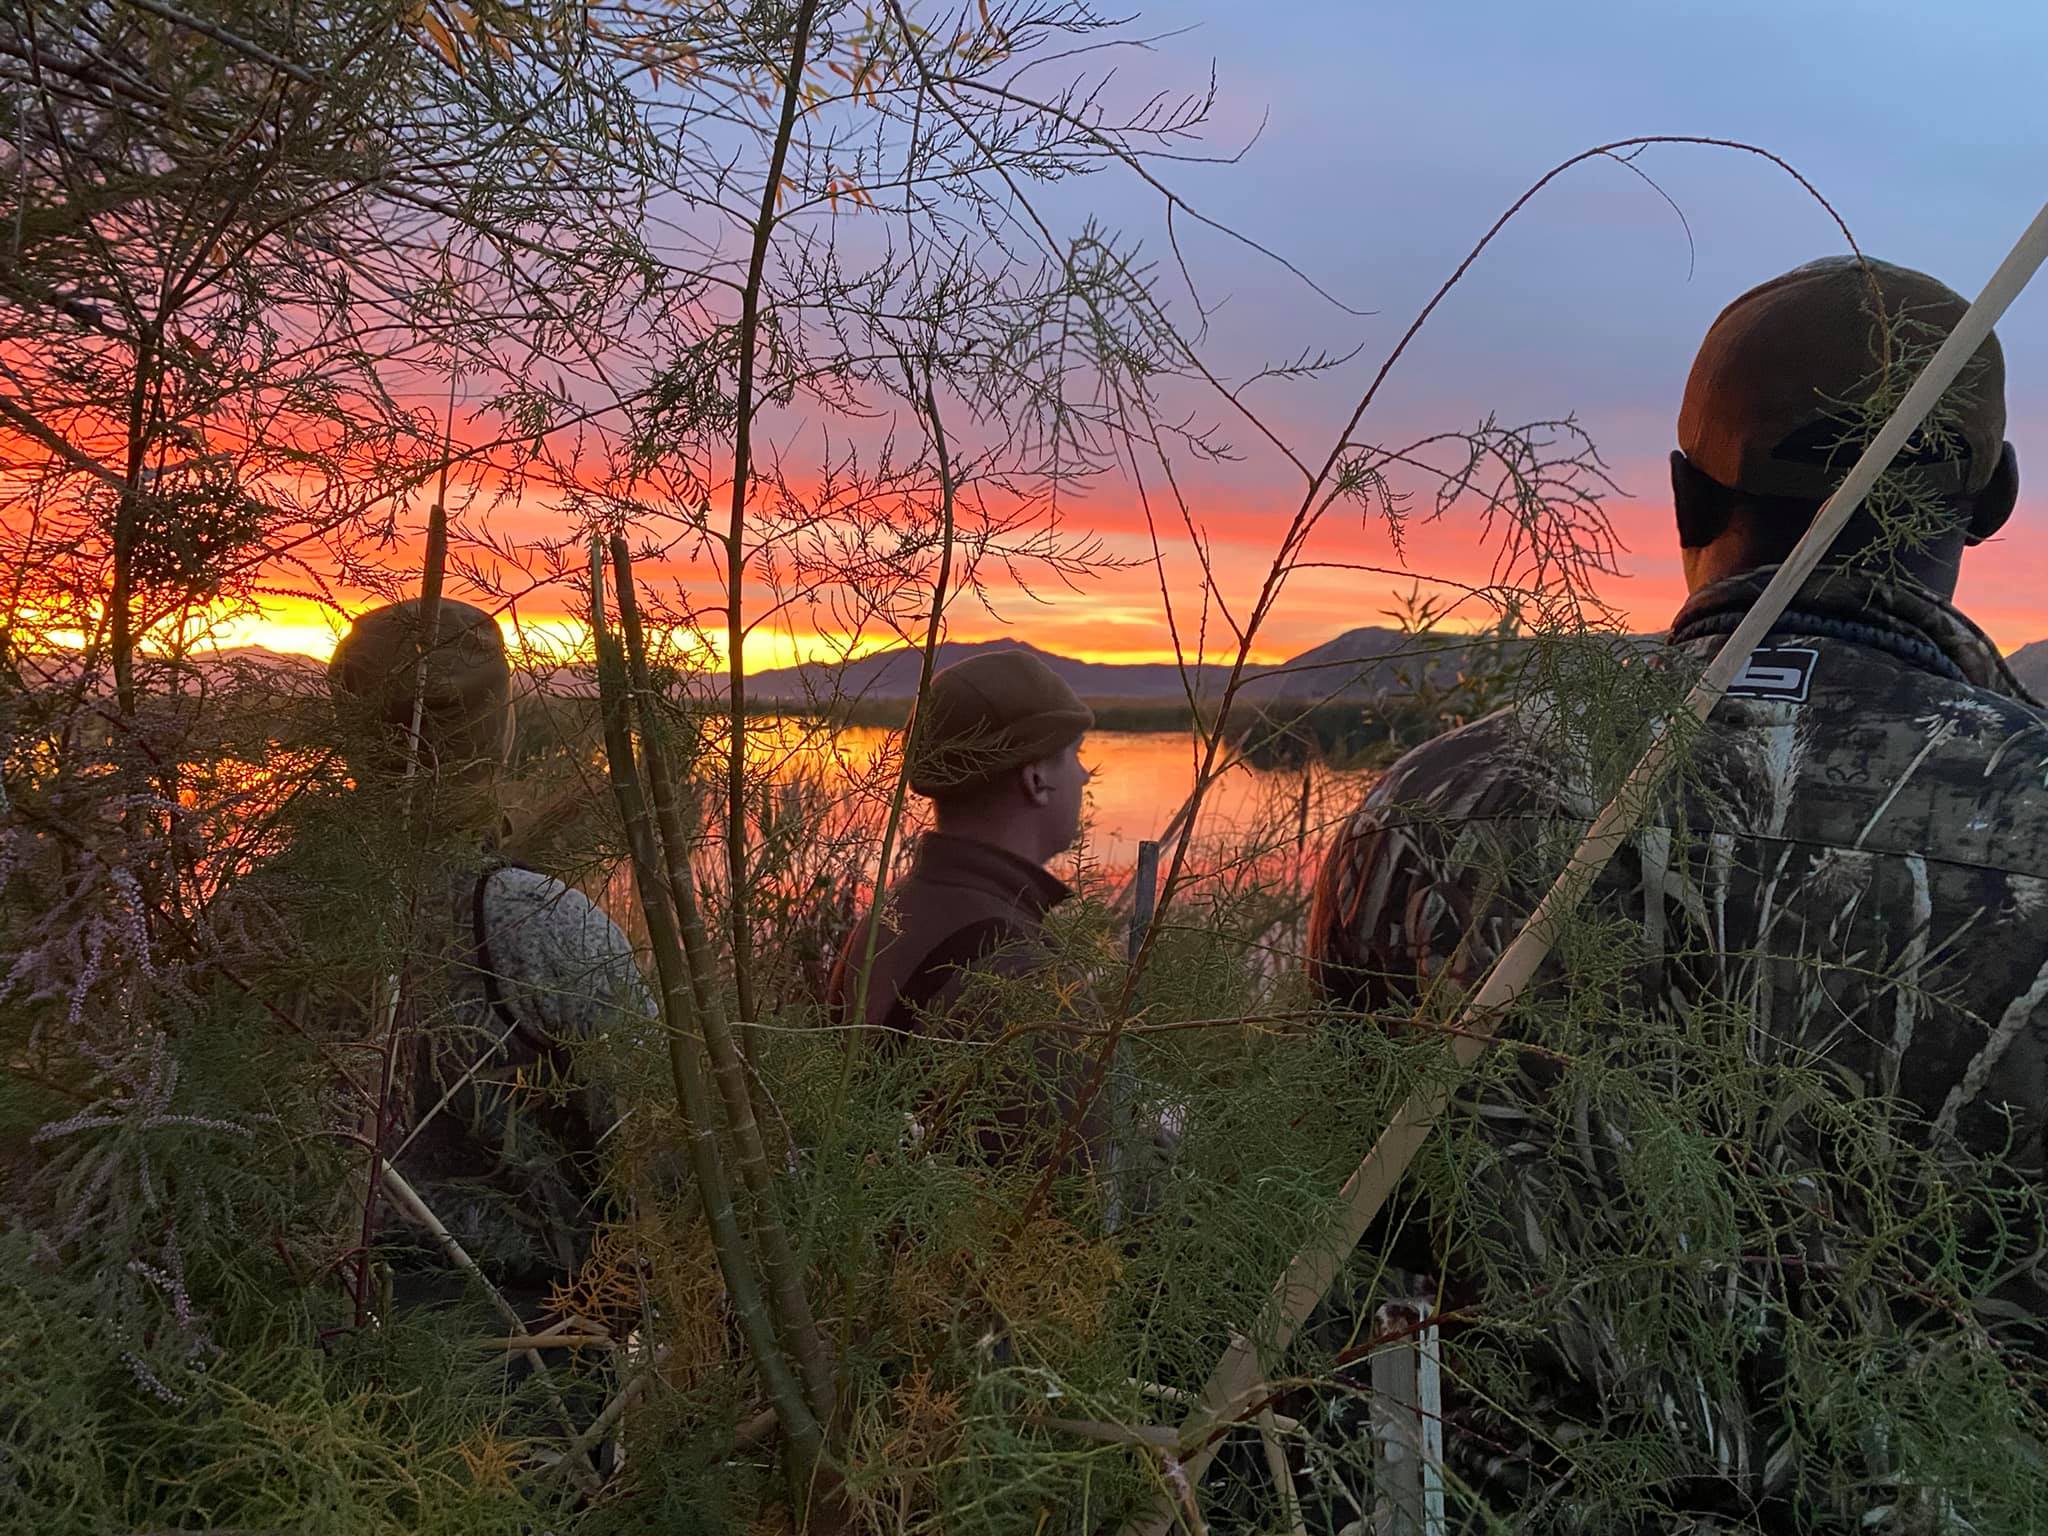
[323,598,650,1352]
[1300,258,2048,1529]
[1670,254,2017,594]
[327,596,520,797]
[825,647,1107,1172]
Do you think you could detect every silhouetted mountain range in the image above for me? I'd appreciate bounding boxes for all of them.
[746,629,1486,706]
[116,627,2048,708]
[2009,640,2048,697]
[72,631,1500,707]
[755,628,2048,707]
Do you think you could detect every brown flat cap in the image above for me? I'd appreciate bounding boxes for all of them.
[907,649,1093,796]
[329,598,515,777]
[1679,255,2005,500]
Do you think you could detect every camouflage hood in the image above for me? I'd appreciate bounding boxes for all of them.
[1668,561,2039,702]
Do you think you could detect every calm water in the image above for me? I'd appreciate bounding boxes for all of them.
[589,722,1377,952]
[814,724,1374,885]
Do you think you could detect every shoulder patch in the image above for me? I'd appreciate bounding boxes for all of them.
[1726,646,1817,703]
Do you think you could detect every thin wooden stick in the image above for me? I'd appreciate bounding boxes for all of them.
[1129,200,2048,1528]
[378,1163,603,1497]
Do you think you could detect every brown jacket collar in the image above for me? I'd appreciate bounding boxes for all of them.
[911,831,1071,915]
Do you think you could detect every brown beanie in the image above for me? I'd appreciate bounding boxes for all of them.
[1679,256,2005,501]
[906,649,1093,797]
[328,598,515,779]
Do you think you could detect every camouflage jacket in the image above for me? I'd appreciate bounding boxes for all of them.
[1307,564,2048,1528]
[385,863,649,1322]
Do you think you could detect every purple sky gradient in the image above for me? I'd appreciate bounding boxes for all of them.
[1020,0,2048,653]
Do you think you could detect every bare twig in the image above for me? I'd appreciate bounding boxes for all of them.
[1031,136,1864,1233]
[724,0,823,1027]
[119,0,320,84]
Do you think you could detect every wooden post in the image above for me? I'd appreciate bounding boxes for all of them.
[1130,839,1160,962]
[1106,840,1161,1235]
[1368,1300,1444,1536]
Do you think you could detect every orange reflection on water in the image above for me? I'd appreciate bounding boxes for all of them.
[813,725,1372,890]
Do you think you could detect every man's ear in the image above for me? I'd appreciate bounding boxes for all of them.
[1671,451,1732,549]
[1018,760,1054,807]
[1965,441,2019,545]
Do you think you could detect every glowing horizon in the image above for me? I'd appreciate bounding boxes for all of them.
[193,476,2048,671]
[196,599,1299,672]
[15,0,2048,678]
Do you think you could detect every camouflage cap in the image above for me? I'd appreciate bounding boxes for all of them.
[328,598,516,778]
[1678,256,2005,501]
[907,649,1093,797]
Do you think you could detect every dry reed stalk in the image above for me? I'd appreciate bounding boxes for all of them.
[378,1162,603,1497]
[588,544,829,1496]
[607,535,836,1427]
[353,406,456,1321]
[1123,200,2048,1530]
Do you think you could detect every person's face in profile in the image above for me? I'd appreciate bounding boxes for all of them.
[1023,737,1091,857]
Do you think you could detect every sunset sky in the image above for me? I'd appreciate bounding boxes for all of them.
[228,0,2048,667]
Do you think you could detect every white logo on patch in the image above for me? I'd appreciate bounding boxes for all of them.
[1727,646,1818,703]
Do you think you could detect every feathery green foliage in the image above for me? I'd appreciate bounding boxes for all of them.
[6,1,2047,1530]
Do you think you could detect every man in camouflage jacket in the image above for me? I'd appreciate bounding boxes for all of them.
[327,598,650,1330]
[1307,258,2046,1530]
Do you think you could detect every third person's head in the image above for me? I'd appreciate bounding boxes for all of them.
[907,649,1094,867]
[1671,255,2018,600]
